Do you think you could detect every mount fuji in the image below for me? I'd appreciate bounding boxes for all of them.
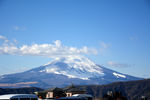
[0,55,142,89]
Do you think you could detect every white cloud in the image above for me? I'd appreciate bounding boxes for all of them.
[54,40,61,47]
[0,36,98,58]
[14,26,19,31]
[107,61,130,68]
[129,36,138,41]
[0,35,6,40]
[100,42,110,49]
[0,35,9,42]
[13,26,27,31]
[100,42,110,55]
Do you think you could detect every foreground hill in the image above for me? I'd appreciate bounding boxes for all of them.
[0,87,43,95]
[0,79,150,100]
[80,79,150,100]
[0,56,141,89]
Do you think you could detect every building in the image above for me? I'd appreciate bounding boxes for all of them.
[34,87,65,99]
[45,87,66,98]
[64,85,85,97]
[34,85,86,99]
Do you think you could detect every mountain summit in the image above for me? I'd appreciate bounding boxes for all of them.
[0,55,142,89]
[41,55,104,80]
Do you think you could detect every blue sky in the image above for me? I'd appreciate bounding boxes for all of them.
[0,0,150,78]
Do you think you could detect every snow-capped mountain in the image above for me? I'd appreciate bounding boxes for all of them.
[0,55,142,89]
[41,55,104,80]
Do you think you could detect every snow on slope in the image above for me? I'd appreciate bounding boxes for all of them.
[41,55,104,80]
[113,72,126,78]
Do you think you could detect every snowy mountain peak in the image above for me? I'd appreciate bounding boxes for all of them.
[42,55,104,80]
[0,55,142,88]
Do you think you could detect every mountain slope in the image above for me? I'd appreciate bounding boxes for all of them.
[0,55,142,89]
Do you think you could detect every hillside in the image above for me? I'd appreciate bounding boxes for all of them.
[0,79,150,100]
[0,87,44,95]
[80,79,150,100]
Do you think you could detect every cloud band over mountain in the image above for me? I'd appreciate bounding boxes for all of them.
[0,35,98,58]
